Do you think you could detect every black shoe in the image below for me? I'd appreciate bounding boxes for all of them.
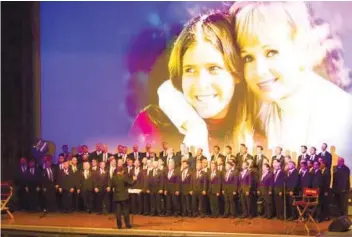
[117,226,122,229]
[126,225,132,229]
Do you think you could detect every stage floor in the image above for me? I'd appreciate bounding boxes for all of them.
[1,212,333,236]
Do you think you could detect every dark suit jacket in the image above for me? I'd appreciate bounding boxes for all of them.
[191,170,208,194]
[58,169,74,190]
[285,169,299,194]
[100,152,112,163]
[111,174,135,201]
[211,153,225,162]
[321,168,331,194]
[15,166,29,188]
[41,167,56,190]
[299,170,313,191]
[239,169,253,193]
[208,170,222,194]
[222,170,239,194]
[332,165,350,193]
[127,152,143,161]
[90,151,103,161]
[258,172,273,195]
[235,153,254,169]
[164,169,181,194]
[130,167,144,190]
[312,169,323,189]
[308,154,320,163]
[80,170,94,191]
[147,169,164,193]
[92,169,109,190]
[254,154,269,176]
[159,150,168,160]
[180,169,192,194]
[319,151,332,170]
[26,168,42,190]
[273,170,285,194]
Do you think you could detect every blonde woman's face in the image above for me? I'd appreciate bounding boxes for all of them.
[240,24,303,102]
[182,42,235,119]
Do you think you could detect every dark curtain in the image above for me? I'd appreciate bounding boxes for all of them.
[1,2,37,181]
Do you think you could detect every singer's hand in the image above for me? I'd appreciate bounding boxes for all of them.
[202,191,206,195]
[233,192,237,195]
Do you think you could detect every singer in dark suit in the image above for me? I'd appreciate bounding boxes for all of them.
[93,161,110,214]
[254,145,269,177]
[208,162,222,218]
[79,162,94,213]
[273,160,286,220]
[271,147,285,170]
[180,161,192,217]
[130,160,144,214]
[239,161,253,218]
[297,146,310,168]
[41,160,57,212]
[222,161,239,218]
[164,159,181,216]
[191,161,208,217]
[147,162,164,216]
[110,166,136,229]
[285,161,300,220]
[26,160,42,211]
[320,159,331,221]
[319,143,332,170]
[299,161,313,193]
[312,161,323,221]
[257,163,274,219]
[332,157,350,216]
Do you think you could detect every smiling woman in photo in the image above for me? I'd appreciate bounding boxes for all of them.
[230,1,352,162]
[129,12,252,157]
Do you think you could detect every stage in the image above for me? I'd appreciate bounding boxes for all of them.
[1,212,334,237]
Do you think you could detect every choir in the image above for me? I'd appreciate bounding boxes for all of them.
[14,142,350,229]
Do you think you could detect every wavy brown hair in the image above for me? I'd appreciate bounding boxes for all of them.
[168,11,253,149]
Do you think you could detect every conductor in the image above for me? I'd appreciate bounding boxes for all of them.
[110,166,137,229]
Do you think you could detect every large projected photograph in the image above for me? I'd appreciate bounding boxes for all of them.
[41,1,352,163]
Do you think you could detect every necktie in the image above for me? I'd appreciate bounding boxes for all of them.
[197,171,200,179]
[212,171,215,179]
[22,166,25,173]
[153,169,156,177]
[31,169,34,175]
[84,170,88,179]
[47,168,52,181]
[226,171,230,181]
[275,170,280,182]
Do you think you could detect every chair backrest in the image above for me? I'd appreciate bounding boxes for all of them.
[303,188,319,197]
[1,182,12,201]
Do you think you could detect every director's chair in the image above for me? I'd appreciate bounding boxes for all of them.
[1,182,14,219]
[292,188,320,236]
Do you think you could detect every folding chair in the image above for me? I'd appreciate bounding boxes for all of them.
[1,182,14,219]
[292,188,320,236]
